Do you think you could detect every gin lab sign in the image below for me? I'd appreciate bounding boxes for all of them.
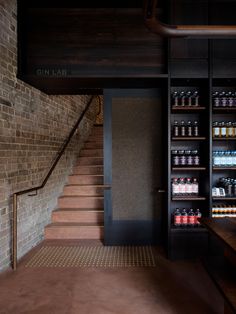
[36,68,68,77]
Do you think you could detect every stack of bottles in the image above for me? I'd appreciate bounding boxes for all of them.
[212,205,236,218]
[213,121,236,138]
[172,91,200,107]
[173,208,202,228]
[173,120,199,137]
[213,151,236,167]
[213,91,236,108]
[172,177,199,196]
[172,150,200,166]
[213,177,236,197]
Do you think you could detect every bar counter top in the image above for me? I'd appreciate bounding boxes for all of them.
[200,218,236,253]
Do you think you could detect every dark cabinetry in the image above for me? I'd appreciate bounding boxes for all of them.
[168,78,210,259]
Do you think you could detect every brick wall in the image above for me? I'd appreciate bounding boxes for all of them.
[0,0,98,271]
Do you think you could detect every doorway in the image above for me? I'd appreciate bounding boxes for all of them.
[103,89,167,245]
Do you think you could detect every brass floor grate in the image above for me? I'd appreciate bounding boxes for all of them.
[25,246,156,268]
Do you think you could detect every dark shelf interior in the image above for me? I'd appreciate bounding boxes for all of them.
[213,108,236,113]
[213,167,236,171]
[172,137,206,141]
[172,196,206,201]
[171,227,207,233]
[172,167,206,171]
[213,138,236,141]
[172,106,206,111]
[212,197,236,201]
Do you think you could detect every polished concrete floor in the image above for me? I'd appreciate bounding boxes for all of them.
[0,241,223,314]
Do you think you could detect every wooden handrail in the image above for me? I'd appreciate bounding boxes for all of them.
[144,0,236,38]
[12,95,96,270]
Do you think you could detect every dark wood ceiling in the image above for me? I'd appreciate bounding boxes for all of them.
[18,1,167,94]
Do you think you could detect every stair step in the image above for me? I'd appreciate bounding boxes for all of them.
[84,142,103,149]
[80,149,103,157]
[45,223,104,240]
[58,196,104,209]
[86,137,103,141]
[77,157,103,166]
[73,165,103,175]
[52,208,104,223]
[63,185,104,196]
[68,175,103,185]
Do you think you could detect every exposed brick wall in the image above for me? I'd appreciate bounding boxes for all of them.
[0,0,98,271]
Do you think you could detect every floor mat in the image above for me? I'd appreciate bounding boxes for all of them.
[25,246,156,268]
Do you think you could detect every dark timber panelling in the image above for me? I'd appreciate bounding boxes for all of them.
[21,8,165,79]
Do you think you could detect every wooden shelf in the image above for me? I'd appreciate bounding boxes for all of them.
[213,167,236,171]
[172,167,206,171]
[213,137,236,141]
[172,136,206,141]
[171,227,207,233]
[172,196,206,201]
[212,197,236,201]
[172,106,206,111]
[213,107,236,113]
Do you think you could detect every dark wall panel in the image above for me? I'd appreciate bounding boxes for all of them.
[21,8,165,78]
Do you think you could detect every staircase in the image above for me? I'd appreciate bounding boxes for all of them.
[45,125,104,240]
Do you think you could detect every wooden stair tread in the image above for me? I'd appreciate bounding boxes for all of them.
[69,174,103,177]
[59,195,104,199]
[54,208,104,212]
[75,164,103,168]
[65,184,105,187]
[46,222,104,227]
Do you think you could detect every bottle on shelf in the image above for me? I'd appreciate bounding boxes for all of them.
[172,208,203,228]
[172,120,200,137]
[180,91,186,107]
[180,120,186,136]
[212,204,236,218]
[186,91,192,106]
[174,208,181,227]
[181,208,188,227]
[172,177,199,196]
[173,121,179,137]
[212,122,220,138]
[192,178,199,195]
[213,177,236,197]
[193,91,199,107]
[193,121,199,137]
[213,151,236,167]
[195,209,202,225]
[188,208,195,227]
[172,92,179,107]
[187,121,192,136]
[212,90,236,108]
[171,150,200,167]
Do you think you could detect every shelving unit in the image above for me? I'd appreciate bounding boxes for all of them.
[211,80,236,223]
[168,78,210,259]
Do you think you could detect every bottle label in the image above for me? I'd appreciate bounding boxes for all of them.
[188,216,195,225]
[196,214,201,224]
[174,216,181,225]
[182,216,188,225]
[221,127,226,136]
[214,127,220,137]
